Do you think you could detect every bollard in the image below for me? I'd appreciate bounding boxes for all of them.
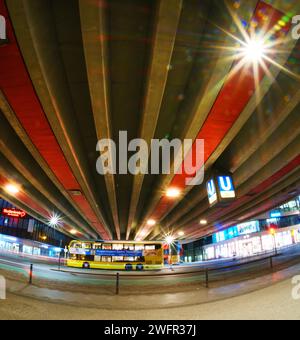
[29,264,33,284]
[205,268,209,288]
[270,256,273,270]
[58,253,61,271]
[116,273,120,295]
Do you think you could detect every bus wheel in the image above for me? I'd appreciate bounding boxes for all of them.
[83,262,90,269]
[125,264,133,271]
[136,264,144,271]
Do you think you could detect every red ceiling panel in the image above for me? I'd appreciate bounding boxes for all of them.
[138,1,291,237]
[0,1,109,239]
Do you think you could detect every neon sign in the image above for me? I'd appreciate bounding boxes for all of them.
[2,208,27,218]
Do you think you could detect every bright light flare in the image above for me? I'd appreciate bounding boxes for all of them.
[147,219,156,227]
[166,188,181,199]
[241,38,267,62]
[4,184,20,195]
[165,235,175,245]
[48,213,63,228]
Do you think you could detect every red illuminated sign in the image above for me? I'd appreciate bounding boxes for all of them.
[2,208,27,218]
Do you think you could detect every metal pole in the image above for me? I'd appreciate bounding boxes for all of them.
[58,252,61,270]
[29,264,33,284]
[116,273,120,295]
[58,239,63,270]
[270,256,273,270]
[205,268,209,288]
[273,234,278,256]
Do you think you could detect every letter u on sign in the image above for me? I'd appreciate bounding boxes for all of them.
[207,179,218,205]
[0,276,5,300]
[218,176,235,199]
[207,180,215,196]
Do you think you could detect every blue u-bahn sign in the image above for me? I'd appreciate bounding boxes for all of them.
[206,174,236,207]
[217,176,236,199]
[207,179,218,205]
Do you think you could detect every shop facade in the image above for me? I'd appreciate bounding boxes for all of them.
[203,225,300,260]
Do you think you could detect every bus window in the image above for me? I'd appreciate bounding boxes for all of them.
[145,245,155,250]
[94,244,102,250]
[102,256,112,262]
[79,255,94,261]
[112,244,123,250]
[124,257,135,262]
[82,243,91,249]
[102,244,112,250]
[126,244,135,250]
[112,256,124,262]
[135,245,144,250]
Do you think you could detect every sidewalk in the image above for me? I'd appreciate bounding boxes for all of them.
[4,261,300,311]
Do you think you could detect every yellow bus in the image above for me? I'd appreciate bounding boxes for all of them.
[67,240,164,271]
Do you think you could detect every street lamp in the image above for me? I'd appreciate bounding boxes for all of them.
[165,235,175,267]
[4,183,20,195]
[166,188,181,199]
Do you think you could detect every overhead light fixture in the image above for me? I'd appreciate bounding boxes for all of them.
[70,229,77,235]
[4,184,20,195]
[147,219,156,227]
[178,231,184,237]
[200,219,208,225]
[166,187,181,198]
[69,190,82,196]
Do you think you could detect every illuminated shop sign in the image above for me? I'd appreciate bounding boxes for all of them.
[1,208,27,218]
[270,210,282,218]
[237,221,260,235]
[213,221,260,244]
[207,174,236,206]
